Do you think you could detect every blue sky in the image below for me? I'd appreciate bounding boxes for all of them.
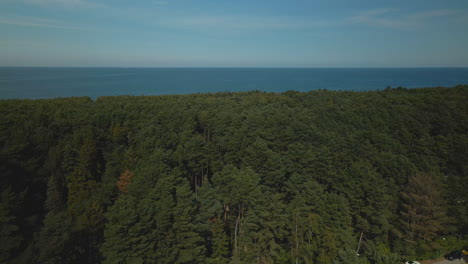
[1,0,467,67]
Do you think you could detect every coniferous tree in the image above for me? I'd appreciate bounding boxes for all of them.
[400,173,447,242]
[45,174,65,213]
[171,182,206,264]
[116,169,133,193]
[37,212,73,264]
[0,202,22,263]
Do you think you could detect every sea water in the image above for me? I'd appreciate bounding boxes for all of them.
[0,67,467,99]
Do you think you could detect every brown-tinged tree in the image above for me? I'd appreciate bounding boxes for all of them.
[116,169,133,193]
[400,173,447,242]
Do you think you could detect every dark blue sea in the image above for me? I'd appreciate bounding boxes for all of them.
[1,67,467,99]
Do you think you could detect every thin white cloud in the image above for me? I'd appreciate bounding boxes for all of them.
[350,8,463,29]
[154,8,463,32]
[160,15,334,30]
[0,15,93,30]
[17,0,104,8]
[409,9,459,20]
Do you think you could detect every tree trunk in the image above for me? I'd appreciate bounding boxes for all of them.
[356,230,364,255]
[234,206,241,255]
[295,213,299,264]
[224,204,229,225]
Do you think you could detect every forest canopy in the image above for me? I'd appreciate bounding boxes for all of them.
[0,86,467,264]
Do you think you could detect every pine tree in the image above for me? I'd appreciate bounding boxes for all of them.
[195,185,230,264]
[101,195,146,264]
[211,165,262,262]
[102,173,179,264]
[171,182,206,264]
[0,202,22,263]
[45,174,65,212]
[37,212,74,264]
[116,169,133,193]
[207,218,230,264]
[400,173,447,242]
[286,174,326,264]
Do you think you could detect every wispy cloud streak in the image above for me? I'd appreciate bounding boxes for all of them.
[159,15,335,30]
[0,15,93,30]
[154,9,465,31]
[17,0,104,8]
[350,8,463,29]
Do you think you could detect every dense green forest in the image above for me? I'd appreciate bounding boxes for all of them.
[1,86,467,264]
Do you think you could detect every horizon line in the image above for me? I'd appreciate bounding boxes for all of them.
[1,66,468,69]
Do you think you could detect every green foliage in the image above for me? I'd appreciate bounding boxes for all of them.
[37,212,75,264]
[0,200,22,263]
[102,171,205,264]
[333,248,369,264]
[1,86,467,263]
[365,242,400,264]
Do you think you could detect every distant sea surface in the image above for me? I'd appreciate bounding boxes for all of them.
[1,67,468,99]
